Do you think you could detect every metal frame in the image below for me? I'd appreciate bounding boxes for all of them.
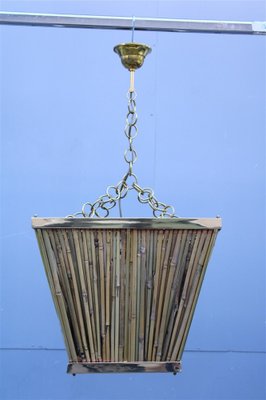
[0,11,265,35]
[32,217,222,230]
[67,361,181,375]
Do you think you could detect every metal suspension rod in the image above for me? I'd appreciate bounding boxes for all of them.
[0,11,265,35]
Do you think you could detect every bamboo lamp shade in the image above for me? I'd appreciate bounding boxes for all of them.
[32,217,221,374]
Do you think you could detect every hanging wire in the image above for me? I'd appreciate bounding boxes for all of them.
[131,16,136,42]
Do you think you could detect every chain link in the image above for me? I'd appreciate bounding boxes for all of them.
[68,91,176,218]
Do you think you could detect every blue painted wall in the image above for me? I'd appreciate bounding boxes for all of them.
[0,1,265,399]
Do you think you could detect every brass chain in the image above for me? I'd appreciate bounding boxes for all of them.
[69,91,176,218]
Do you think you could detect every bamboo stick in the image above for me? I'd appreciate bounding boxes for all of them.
[98,230,106,360]
[135,230,141,359]
[152,230,172,360]
[77,231,98,361]
[73,230,96,361]
[52,230,83,355]
[81,230,98,360]
[62,229,91,361]
[160,231,183,360]
[105,230,111,361]
[162,230,191,354]
[147,230,164,360]
[154,230,173,361]
[87,230,102,361]
[36,230,77,362]
[43,230,77,359]
[165,232,201,360]
[138,230,146,361]
[168,230,189,311]
[124,229,131,361]
[76,229,96,361]
[144,229,154,360]
[111,231,116,361]
[167,230,207,360]
[185,232,206,298]
[119,230,126,361]
[170,230,211,360]
[115,230,121,362]
[127,230,133,361]
[161,230,193,359]
[176,231,218,360]
[130,229,138,361]
[48,231,64,287]
[174,231,193,304]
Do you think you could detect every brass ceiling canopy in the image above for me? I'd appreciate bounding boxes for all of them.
[114,43,151,92]
[114,43,151,71]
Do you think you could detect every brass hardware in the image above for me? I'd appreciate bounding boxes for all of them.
[114,43,151,71]
[114,43,151,92]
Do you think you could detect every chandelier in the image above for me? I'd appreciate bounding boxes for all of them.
[32,42,221,375]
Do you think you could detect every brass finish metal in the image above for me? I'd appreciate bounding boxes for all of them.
[114,43,151,71]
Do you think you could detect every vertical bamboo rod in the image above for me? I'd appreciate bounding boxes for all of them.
[163,230,190,352]
[135,230,141,359]
[161,231,183,360]
[105,230,111,361]
[114,231,120,361]
[177,231,218,360]
[119,230,126,361]
[158,231,180,360]
[81,230,98,359]
[170,230,211,360]
[147,230,164,359]
[165,231,199,360]
[87,231,102,361]
[167,231,207,360]
[36,230,77,362]
[53,230,82,355]
[124,229,131,361]
[130,229,138,361]
[185,232,207,296]
[169,230,189,306]
[145,229,154,360]
[67,230,90,361]
[154,230,173,361]
[98,231,106,360]
[151,230,168,360]
[111,231,116,361]
[74,230,96,361]
[161,231,192,359]
[174,231,192,305]
[42,231,77,359]
[63,229,91,361]
[138,230,146,361]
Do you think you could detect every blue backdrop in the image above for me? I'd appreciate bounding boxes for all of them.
[0,1,265,399]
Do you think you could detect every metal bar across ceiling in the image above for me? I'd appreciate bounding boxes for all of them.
[0,11,266,35]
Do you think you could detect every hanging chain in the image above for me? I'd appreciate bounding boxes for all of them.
[68,91,176,218]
